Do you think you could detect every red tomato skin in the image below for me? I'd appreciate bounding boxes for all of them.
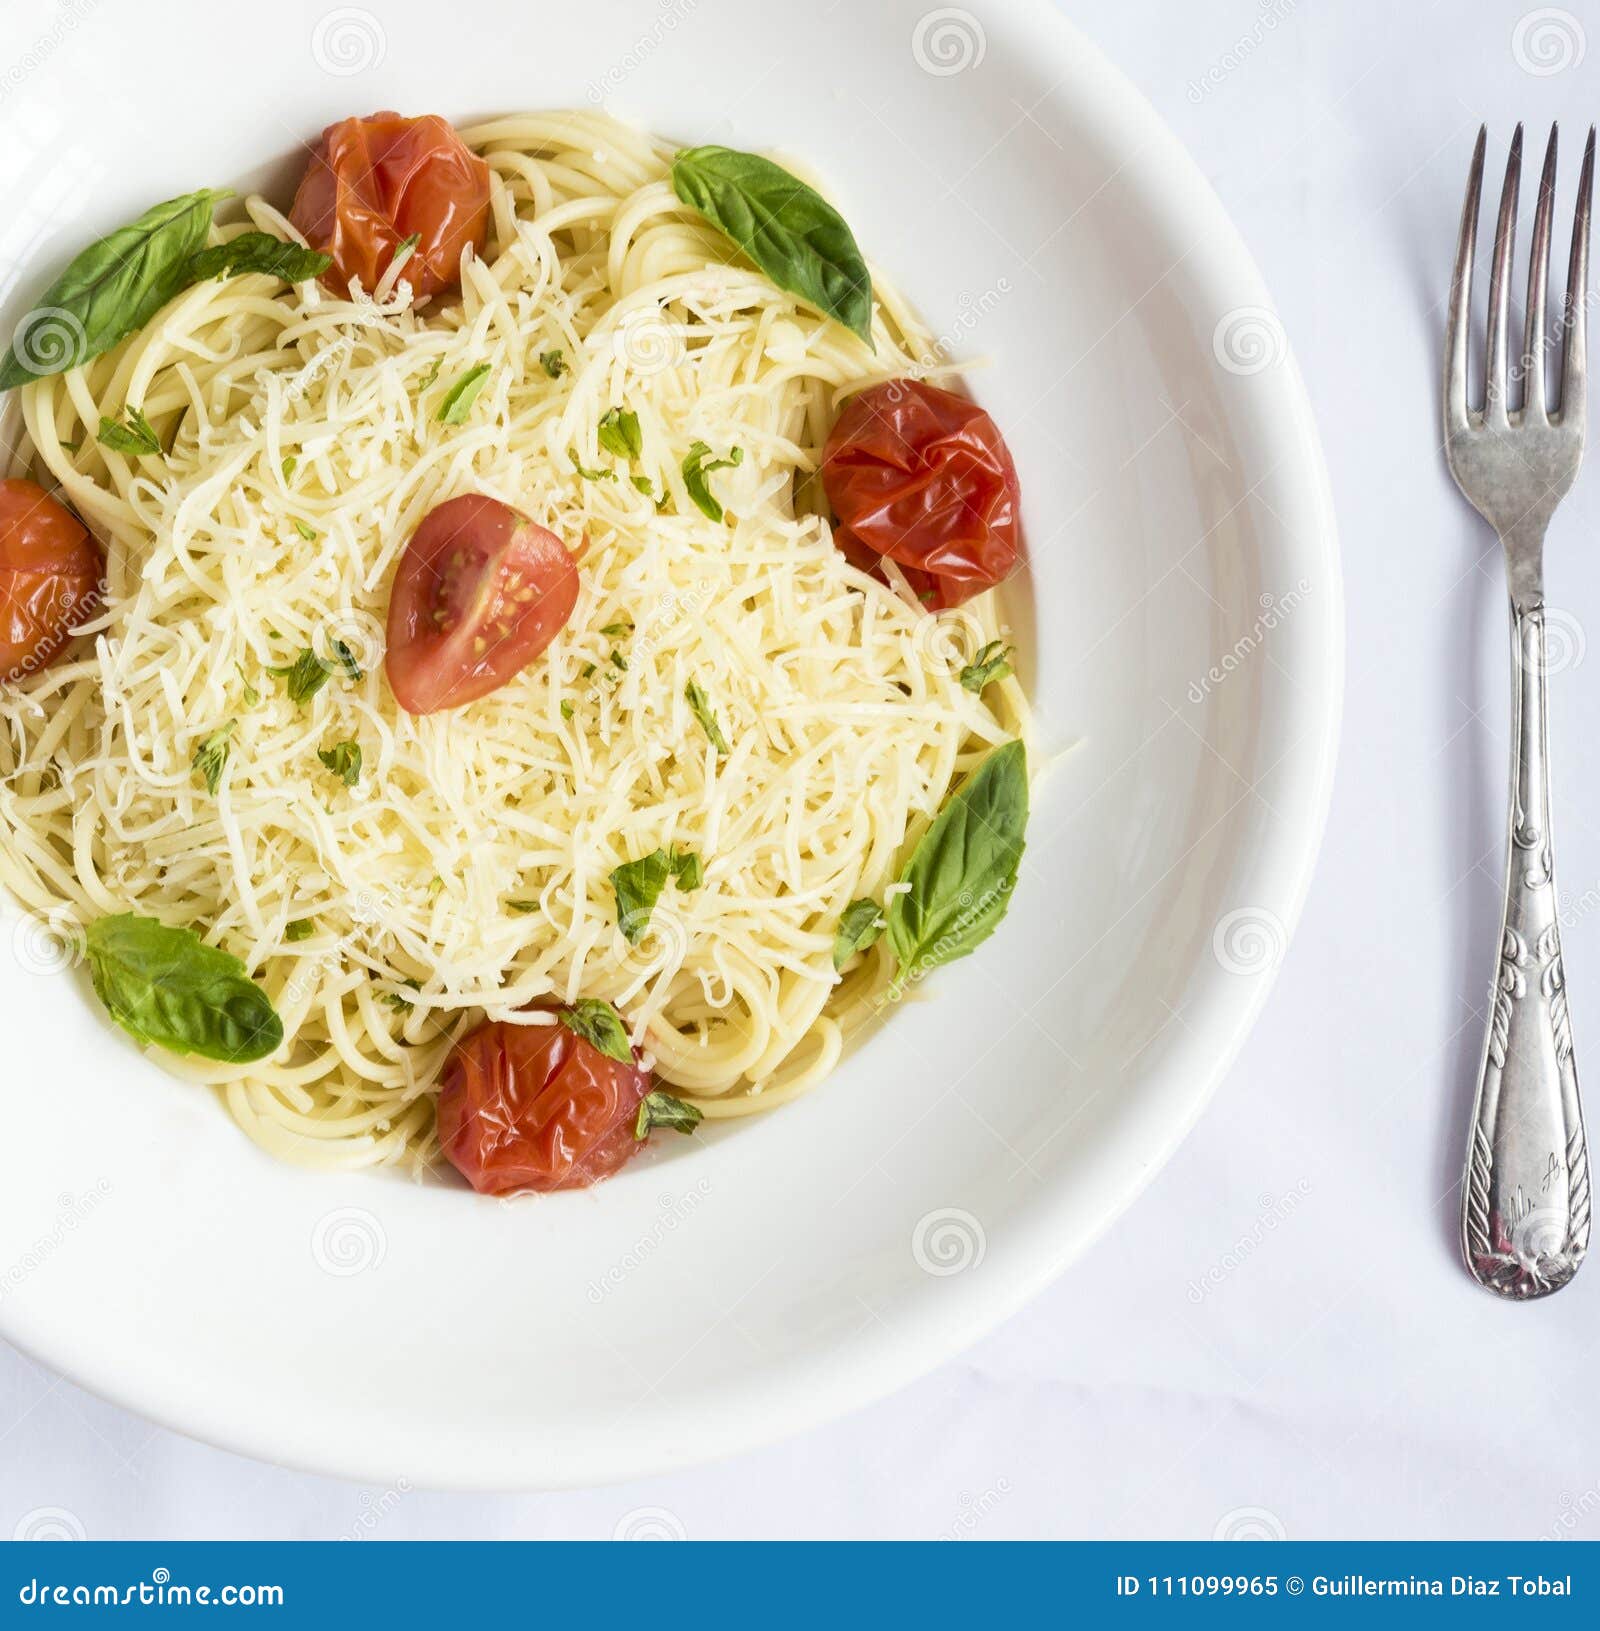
[436,1014,651,1195]
[0,479,103,683]
[385,494,579,714]
[289,112,490,299]
[821,380,1022,609]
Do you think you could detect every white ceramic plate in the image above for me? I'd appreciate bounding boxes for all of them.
[0,0,1340,1487]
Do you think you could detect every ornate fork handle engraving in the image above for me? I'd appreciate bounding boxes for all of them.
[1462,604,1592,1297]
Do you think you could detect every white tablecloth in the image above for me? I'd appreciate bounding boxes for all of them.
[6,0,1600,1540]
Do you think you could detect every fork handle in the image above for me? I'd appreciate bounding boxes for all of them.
[1461,601,1592,1297]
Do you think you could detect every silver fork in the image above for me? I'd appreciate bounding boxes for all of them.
[1446,123,1594,1299]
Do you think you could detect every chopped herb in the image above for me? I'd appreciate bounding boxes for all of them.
[960,640,1014,694]
[559,699,574,720]
[96,406,161,457]
[599,621,633,637]
[507,899,540,915]
[390,231,421,271]
[188,232,331,284]
[630,474,655,496]
[684,679,729,754]
[427,876,444,900]
[317,739,362,787]
[280,454,297,480]
[579,661,597,680]
[383,976,422,1013]
[635,1089,703,1140]
[236,664,260,708]
[597,406,643,462]
[568,448,615,482]
[610,848,673,944]
[681,440,744,522]
[292,517,318,542]
[437,362,492,424]
[191,721,235,796]
[833,898,886,970]
[559,997,634,1065]
[268,648,332,707]
[669,848,703,892]
[284,919,316,943]
[331,639,363,681]
[540,349,567,378]
[609,649,627,672]
[60,438,81,453]
[417,356,443,390]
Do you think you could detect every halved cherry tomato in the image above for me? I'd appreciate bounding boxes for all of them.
[437,1011,652,1194]
[821,379,1022,610]
[385,494,578,714]
[289,112,491,299]
[0,479,103,684]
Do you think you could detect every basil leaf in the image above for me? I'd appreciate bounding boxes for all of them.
[559,700,574,721]
[559,998,634,1065]
[417,356,443,391]
[281,455,297,481]
[568,448,615,482]
[669,849,703,892]
[317,739,362,787]
[682,440,743,522]
[600,621,633,637]
[192,722,235,796]
[84,913,283,1063]
[887,741,1027,985]
[683,678,729,753]
[610,848,672,944]
[437,363,492,424]
[631,474,655,497]
[597,406,643,462]
[960,640,1014,694]
[609,649,627,672]
[292,518,318,542]
[189,232,330,285]
[268,648,331,708]
[540,349,567,378]
[507,899,540,915]
[0,188,230,390]
[96,407,161,456]
[332,639,363,681]
[671,146,873,344]
[391,232,421,271]
[833,898,886,971]
[284,919,316,943]
[635,1089,703,1140]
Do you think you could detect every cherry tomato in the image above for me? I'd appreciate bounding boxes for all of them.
[0,479,103,684]
[821,380,1022,610]
[436,1011,652,1194]
[385,494,578,714]
[289,112,491,299]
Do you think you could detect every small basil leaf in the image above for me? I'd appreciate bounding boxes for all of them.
[332,639,363,681]
[292,518,318,542]
[436,363,492,424]
[569,448,615,482]
[284,919,316,943]
[671,146,873,344]
[188,232,331,285]
[682,440,743,522]
[1,188,230,390]
[268,648,332,708]
[597,406,643,462]
[833,898,886,971]
[669,849,703,892]
[317,739,362,787]
[887,741,1028,985]
[559,998,634,1065]
[959,640,1014,694]
[540,349,567,378]
[192,721,235,796]
[96,407,161,456]
[84,913,283,1063]
[635,1089,703,1140]
[610,848,672,944]
[684,679,729,754]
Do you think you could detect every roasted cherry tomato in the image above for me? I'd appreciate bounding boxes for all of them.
[289,112,491,299]
[0,479,103,684]
[821,379,1022,610]
[437,1011,652,1194]
[385,493,578,714]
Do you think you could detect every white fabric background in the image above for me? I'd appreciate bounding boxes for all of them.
[6,0,1600,1540]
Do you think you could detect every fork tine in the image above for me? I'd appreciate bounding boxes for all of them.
[1485,124,1523,424]
[1446,126,1487,433]
[1560,124,1594,422]
[1523,126,1558,421]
